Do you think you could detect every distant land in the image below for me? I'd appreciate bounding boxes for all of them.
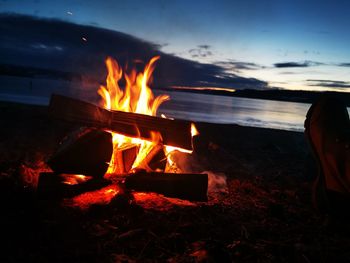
[166,87,350,106]
[1,63,350,107]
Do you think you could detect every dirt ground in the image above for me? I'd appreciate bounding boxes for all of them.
[1,102,350,262]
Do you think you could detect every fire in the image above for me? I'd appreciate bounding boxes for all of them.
[98,56,194,175]
[98,56,169,114]
[61,174,92,185]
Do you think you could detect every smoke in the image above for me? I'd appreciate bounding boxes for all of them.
[167,151,227,195]
[206,171,227,194]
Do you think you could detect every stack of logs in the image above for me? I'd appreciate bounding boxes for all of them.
[38,94,208,201]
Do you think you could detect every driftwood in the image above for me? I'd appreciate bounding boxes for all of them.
[124,172,208,201]
[49,94,193,150]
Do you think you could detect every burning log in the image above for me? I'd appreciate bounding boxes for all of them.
[37,172,208,202]
[124,172,208,201]
[135,144,167,172]
[47,128,113,177]
[110,145,139,174]
[49,94,193,150]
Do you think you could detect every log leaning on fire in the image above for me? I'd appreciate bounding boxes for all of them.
[49,94,193,150]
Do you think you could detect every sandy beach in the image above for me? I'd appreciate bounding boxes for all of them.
[1,101,349,262]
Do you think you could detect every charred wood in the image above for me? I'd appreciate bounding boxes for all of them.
[110,145,138,174]
[47,127,113,177]
[124,172,208,201]
[134,144,167,172]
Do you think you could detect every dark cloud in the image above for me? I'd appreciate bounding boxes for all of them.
[307,79,350,88]
[279,71,320,75]
[0,14,268,90]
[274,61,323,68]
[216,60,264,71]
[188,44,213,58]
[197,44,210,49]
[337,63,350,67]
[279,71,298,75]
[157,43,169,48]
[88,21,100,27]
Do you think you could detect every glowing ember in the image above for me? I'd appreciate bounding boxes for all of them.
[61,174,92,185]
[64,185,120,210]
[98,56,198,175]
[132,192,196,210]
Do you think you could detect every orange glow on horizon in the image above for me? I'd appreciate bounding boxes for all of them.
[171,86,235,93]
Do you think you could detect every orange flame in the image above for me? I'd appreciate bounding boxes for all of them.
[98,56,199,175]
[98,56,169,114]
[98,56,170,174]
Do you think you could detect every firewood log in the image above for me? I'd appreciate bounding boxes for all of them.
[49,94,193,150]
[124,172,208,201]
[47,127,113,177]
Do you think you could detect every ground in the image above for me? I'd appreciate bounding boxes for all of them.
[1,102,350,262]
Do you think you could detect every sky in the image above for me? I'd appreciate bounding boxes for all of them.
[1,0,350,92]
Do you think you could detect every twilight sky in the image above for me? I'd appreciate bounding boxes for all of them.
[1,0,350,92]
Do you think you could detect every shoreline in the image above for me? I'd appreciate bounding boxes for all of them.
[0,97,308,132]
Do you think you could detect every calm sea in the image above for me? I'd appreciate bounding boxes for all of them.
[1,76,348,132]
[157,90,310,132]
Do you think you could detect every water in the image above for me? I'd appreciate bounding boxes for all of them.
[157,91,311,132]
[0,76,348,132]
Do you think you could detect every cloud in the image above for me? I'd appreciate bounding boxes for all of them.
[31,43,64,52]
[303,50,320,55]
[157,43,169,48]
[278,71,298,75]
[188,44,213,58]
[337,63,350,67]
[216,60,264,71]
[0,14,268,90]
[197,44,210,49]
[88,21,100,27]
[307,79,350,88]
[274,61,323,68]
